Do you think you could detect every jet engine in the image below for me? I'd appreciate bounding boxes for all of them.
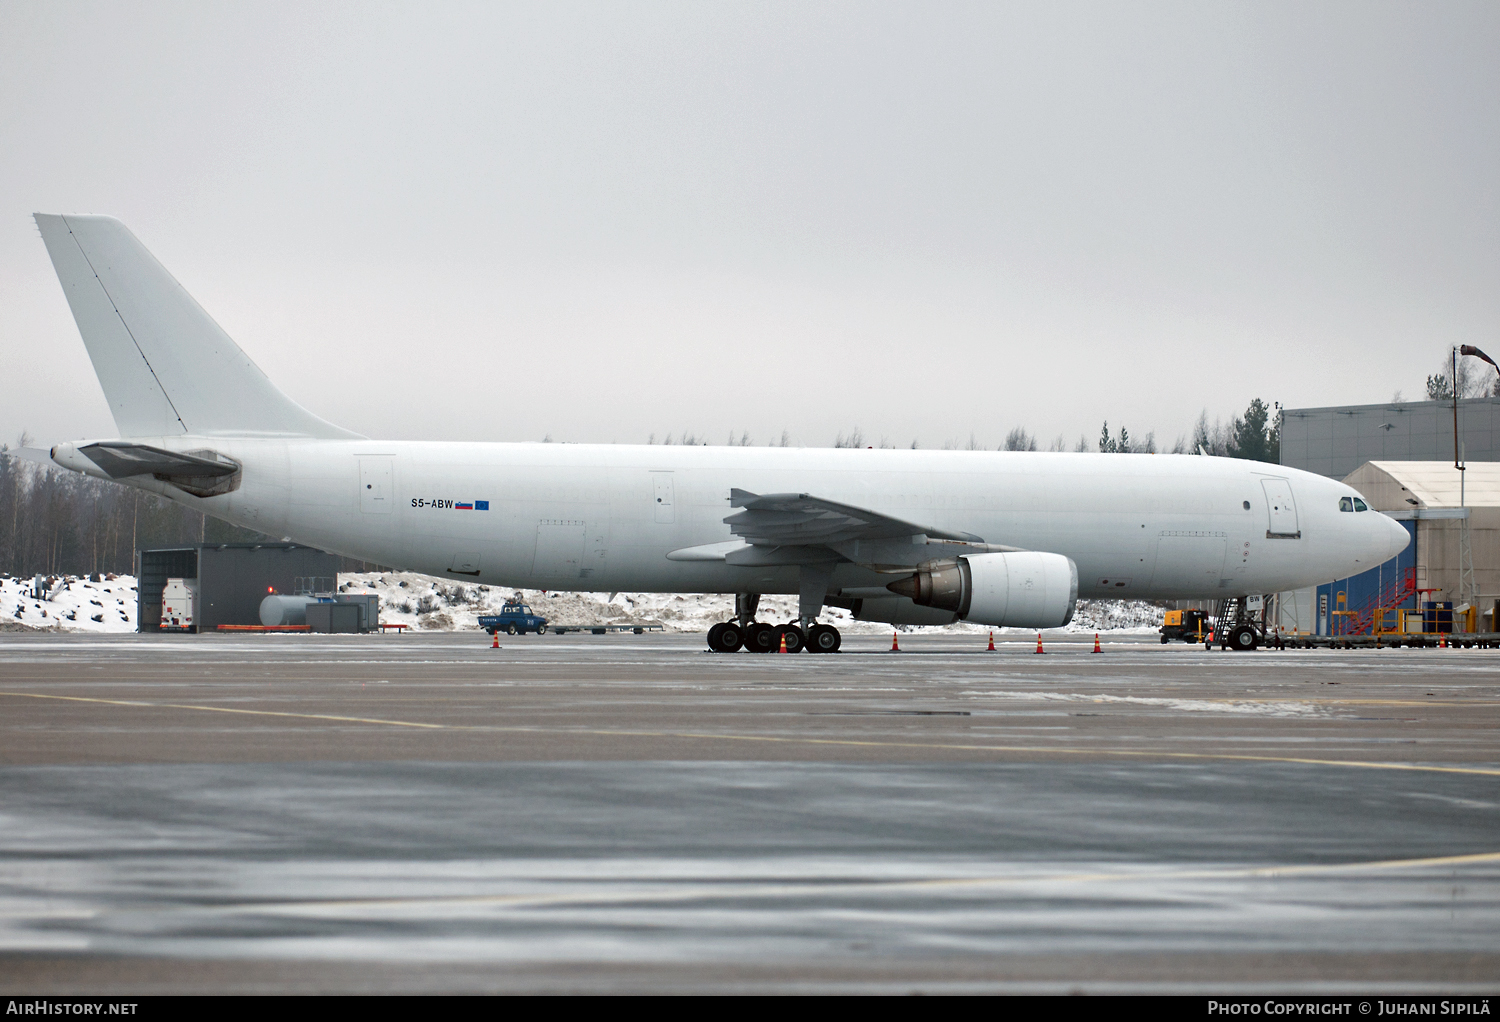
[886,551,1078,629]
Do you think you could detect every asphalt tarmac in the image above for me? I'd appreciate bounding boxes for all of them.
[1,631,1497,993]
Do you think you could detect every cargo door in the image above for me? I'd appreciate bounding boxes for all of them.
[1150,531,1228,595]
[1261,478,1301,538]
[532,519,586,577]
[652,472,675,524]
[359,457,394,514]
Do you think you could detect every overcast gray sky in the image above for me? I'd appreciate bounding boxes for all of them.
[2,1,1497,449]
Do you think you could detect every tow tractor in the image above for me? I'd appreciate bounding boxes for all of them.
[1161,599,1268,651]
[1159,608,1210,644]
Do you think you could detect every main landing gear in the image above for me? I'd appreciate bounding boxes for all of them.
[707,620,841,653]
[705,591,842,653]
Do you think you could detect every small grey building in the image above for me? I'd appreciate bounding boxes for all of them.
[1280,396,1500,480]
[136,543,340,632]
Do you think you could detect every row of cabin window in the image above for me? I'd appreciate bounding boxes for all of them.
[1338,497,1370,512]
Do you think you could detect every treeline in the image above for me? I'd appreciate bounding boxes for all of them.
[0,444,263,578]
[645,397,1283,463]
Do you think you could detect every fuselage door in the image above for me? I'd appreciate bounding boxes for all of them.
[1261,478,1300,538]
[359,457,394,514]
[652,472,675,524]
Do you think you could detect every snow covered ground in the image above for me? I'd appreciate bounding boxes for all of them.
[0,574,137,632]
[0,571,1162,636]
[338,572,1162,636]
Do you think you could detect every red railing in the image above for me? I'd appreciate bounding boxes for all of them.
[1345,567,1417,636]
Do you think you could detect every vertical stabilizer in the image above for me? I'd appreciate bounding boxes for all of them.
[35,214,361,439]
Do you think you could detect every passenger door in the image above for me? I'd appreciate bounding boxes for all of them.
[1261,478,1301,538]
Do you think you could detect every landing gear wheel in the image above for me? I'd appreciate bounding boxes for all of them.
[707,622,726,651]
[779,624,806,653]
[745,622,776,653]
[807,624,841,653]
[1228,624,1258,651]
[719,621,743,652]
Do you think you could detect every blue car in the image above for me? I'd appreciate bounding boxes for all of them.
[479,602,549,636]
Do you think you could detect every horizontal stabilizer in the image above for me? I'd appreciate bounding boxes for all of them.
[77,441,238,480]
[0,447,56,466]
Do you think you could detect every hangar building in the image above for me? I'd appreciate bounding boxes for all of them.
[1279,396,1500,480]
[1276,462,1499,636]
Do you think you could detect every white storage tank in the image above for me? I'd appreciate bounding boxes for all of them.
[259,593,319,627]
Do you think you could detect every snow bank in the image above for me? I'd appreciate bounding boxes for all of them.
[0,570,1164,636]
[338,572,1164,636]
[0,574,138,632]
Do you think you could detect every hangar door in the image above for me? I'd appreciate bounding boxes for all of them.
[1261,478,1301,538]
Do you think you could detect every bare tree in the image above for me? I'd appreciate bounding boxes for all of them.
[1004,427,1037,451]
[1426,351,1495,400]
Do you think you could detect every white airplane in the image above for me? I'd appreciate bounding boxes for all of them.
[32,214,1407,652]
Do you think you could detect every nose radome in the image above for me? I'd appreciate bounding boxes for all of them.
[1384,515,1410,560]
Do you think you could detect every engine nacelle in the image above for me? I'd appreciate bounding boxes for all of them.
[886,551,1078,629]
[842,595,959,626]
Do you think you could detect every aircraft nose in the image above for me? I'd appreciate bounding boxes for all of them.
[1384,515,1410,560]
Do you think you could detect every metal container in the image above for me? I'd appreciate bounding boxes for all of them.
[259,594,318,627]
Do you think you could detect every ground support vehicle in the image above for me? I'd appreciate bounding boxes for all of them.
[478,602,548,635]
[160,578,199,633]
[551,624,664,635]
[1287,632,1500,649]
[1160,609,1211,644]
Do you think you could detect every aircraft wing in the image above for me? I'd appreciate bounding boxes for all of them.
[725,488,978,546]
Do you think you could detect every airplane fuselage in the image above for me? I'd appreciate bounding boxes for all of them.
[57,437,1404,602]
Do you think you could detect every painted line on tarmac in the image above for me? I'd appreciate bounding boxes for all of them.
[4,689,1498,776]
[0,691,446,729]
[211,849,1500,916]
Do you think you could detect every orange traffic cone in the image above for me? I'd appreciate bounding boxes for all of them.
[891,631,900,652]
[778,630,788,653]
[1034,633,1045,654]
[1092,633,1102,653]
[491,631,499,649]
[987,631,996,652]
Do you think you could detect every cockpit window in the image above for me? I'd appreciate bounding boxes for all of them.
[1353,498,1369,512]
[1339,497,1354,512]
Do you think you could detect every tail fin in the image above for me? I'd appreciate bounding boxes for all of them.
[34,214,361,440]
